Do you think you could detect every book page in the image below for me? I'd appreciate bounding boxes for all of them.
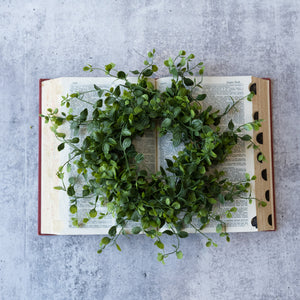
[156,76,257,232]
[41,77,120,234]
[132,128,158,174]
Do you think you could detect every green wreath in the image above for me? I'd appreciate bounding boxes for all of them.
[42,50,264,263]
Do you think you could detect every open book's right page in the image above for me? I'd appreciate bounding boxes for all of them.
[156,76,257,232]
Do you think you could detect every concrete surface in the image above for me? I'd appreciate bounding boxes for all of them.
[0,0,299,299]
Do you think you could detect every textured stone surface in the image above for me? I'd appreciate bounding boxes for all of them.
[0,0,299,299]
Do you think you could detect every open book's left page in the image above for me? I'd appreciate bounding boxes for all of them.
[41,77,145,234]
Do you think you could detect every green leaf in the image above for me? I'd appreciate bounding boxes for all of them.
[208,198,217,204]
[180,57,186,66]
[161,118,172,128]
[152,65,158,72]
[218,194,225,204]
[135,153,144,163]
[247,92,254,101]
[54,186,64,190]
[191,119,202,130]
[134,106,143,114]
[228,119,234,130]
[184,77,194,86]
[105,63,115,72]
[117,71,126,79]
[56,132,66,138]
[164,60,170,67]
[163,230,174,236]
[70,137,79,143]
[170,68,178,77]
[103,143,110,154]
[72,218,78,227]
[216,224,223,233]
[258,154,264,161]
[172,202,180,209]
[89,209,97,218]
[226,212,232,218]
[131,211,140,222]
[143,69,153,77]
[130,70,140,75]
[199,66,205,75]
[96,91,104,101]
[165,159,173,168]
[68,177,76,185]
[131,226,142,234]
[243,123,253,131]
[122,138,131,150]
[67,186,75,196]
[116,244,122,251]
[157,253,164,262]
[241,134,252,141]
[184,214,192,224]
[108,138,117,146]
[69,205,77,214]
[114,86,121,97]
[178,231,189,238]
[108,226,117,237]
[121,127,131,136]
[66,114,73,121]
[57,143,65,151]
[101,237,111,245]
[176,251,183,259]
[82,189,90,197]
[80,108,88,121]
[155,240,164,249]
[196,94,206,101]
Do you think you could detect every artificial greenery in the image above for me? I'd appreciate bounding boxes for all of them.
[42,50,265,263]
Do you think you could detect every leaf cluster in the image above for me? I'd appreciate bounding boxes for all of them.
[41,50,265,263]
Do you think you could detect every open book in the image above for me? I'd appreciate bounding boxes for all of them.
[39,76,275,235]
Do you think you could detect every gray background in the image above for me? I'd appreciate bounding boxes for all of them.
[1,0,299,299]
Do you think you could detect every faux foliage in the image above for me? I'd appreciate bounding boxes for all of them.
[41,50,265,263]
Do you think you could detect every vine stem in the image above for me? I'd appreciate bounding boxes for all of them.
[190,223,215,240]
